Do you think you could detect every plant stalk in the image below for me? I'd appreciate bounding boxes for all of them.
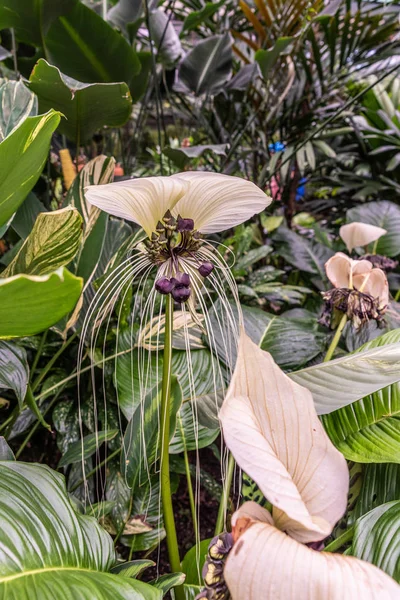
[160,295,185,600]
[323,313,347,363]
[179,414,198,539]
[31,331,78,393]
[323,526,354,553]
[214,452,235,535]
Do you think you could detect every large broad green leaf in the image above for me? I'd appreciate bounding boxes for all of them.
[0,341,28,405]
[347,201,400,257]
[0,79,37,142]
[255,37,293,80]
[11,192,46,239]
[0,461,161,599]
[181,539,211,586]
[59,429,118,467]
[0,268,83,339]
[170,403,219,454]
[0,110,61,228]
[29,60,132,142]
[45,2,141,89]
[353,463,400,522]
[179,33,232,95]
[290,329,400,414]
[122,378,182,488]
[352,501,400,582]
[273,227,334,279]
[1,207,83,277]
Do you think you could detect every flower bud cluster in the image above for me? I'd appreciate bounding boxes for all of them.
[155,272,191,303]
[196,533,233,600]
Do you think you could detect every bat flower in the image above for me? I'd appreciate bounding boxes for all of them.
[339,222,387,253]
[217,332,400,599]
[321,252,389,328]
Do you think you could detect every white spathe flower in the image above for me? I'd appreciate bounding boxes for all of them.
[85,171,271,237]
[340,222,387,253]
[325,252,389,308]
[219,332,400,599]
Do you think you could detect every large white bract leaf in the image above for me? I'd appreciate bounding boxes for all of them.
[85,176,189,237]
[171,171,271,234]
[290,342,400,414]
[340,222,387,253]
[225,522,400,600]
[219,332,349,543]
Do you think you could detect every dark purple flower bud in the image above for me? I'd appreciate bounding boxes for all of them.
[306,540,325,552]
[171,272,190,287]
[177,216,195,232]
[198,261,214,278]
[171,286,191,303]
[155,277,175,295]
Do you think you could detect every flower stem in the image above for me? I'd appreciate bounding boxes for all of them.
[323,526,354,553]
[179,414,198,539]
[395,289,400,302]
[323,313,347,363]
[31,331,78,393]
[214,452,235,535]
[161,295,185,600]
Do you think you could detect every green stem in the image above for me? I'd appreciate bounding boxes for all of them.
[179,414,198,539]
[69,447,121,493]
[160,295,184,600]
[31,331,78,393]
[323,526,354,553]
[371,239,379,255]
[323,313,347,363]
[214,452,235,535]
[394,289,400,303]
[30,330,48,378]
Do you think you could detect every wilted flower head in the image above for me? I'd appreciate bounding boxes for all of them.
[339,222,387,253]
[321,252,389,328]
[216,332,400,599]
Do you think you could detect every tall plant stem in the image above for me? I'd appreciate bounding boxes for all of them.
[323,526,354,553]
[323,314,347,363]
[30,330,48,378]
[214,452,235,536]
[161,295,184,600]
[179,414,198,539]
[31,331,78,393]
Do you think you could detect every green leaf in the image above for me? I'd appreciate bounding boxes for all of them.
[0,268,83,339]
[184,585,203,599]
[290,329,400,414]
[181,539,211,586]
[0,341,28,405]
[150,573,186,595]
[255,37,293,80]
[180,1,224,34]
[179,33,232,95]
[122,378,182,488]
[111,559,155,578]
[170,403,219,454]
[11,192,46,239]
[352,501,400,582]
[29,59,132,142]
[59,429,118,467]
[273,227,334,279]
[2,207,83,278]
[0,110,61,228]
[0,79,37,142]
[233,245,272,274]
[129,51,152,103]
[45,2,141,90]
[353,463,400,522]
[0,437,15,460]
[347,201,400,257]
[0,461,161,599]
[163,144,228,170]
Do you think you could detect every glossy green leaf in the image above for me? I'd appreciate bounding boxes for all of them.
[170,403,219,454]
[0,268,83,339]
[255,37,293,80]
[2,207,83,277]
[0,79,37,142]
[0,110,61,228]
[352,501,400,582]
[181,539,211,586]
[0,341,28,405]
[29,60,132,142]
[273,227,334,278]
[353,464,400,521]
[59,429,118,467]
[290,329,400,414]
[347,201,400,257]
[179,33,232,95]
[11,192,46,239]
[0,461,161,599]
[150,573,186,594]
[0,438,15,461]
[111,559,155,578]
[45,1,141,89]
[163,144,228,169]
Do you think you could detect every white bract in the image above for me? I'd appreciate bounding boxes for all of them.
[340,221,387,253]
[220,331,400,599]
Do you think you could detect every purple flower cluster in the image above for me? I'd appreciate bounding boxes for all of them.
[155,262,214,303]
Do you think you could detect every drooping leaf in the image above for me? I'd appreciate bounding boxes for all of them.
[255,37,293,80]
[179,33,232,95]
[290,329,400,414]
[347,201,400,257]
[0,268,83,339]
[1,207,83,278]
[59,429,118,468]
[150,573,186,595]
[0,437,15,461]
[0,342,29,406]
[0,79,37,142]
[273,227,334,279]
[29,60,132,142]
[0,110,61,228]
[0,461,161,599]
[163,144,228,169]
[352,501,400,582]
[110,559,155,578]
